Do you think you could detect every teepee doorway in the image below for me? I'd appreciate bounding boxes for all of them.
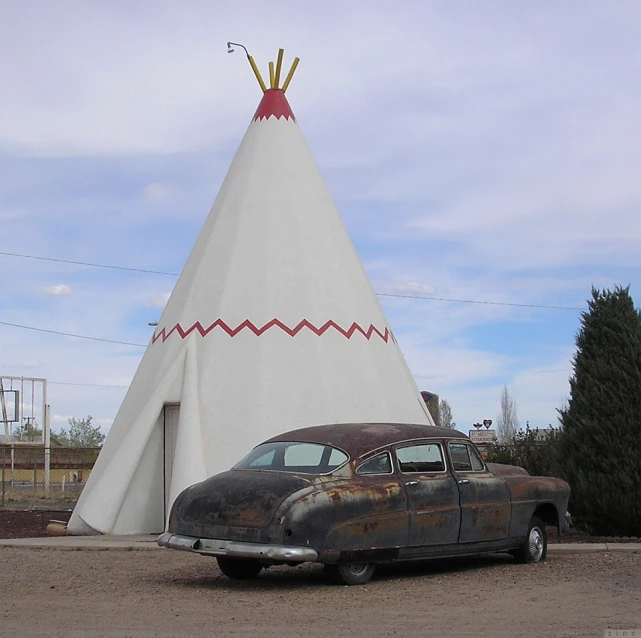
[163,404,180,521]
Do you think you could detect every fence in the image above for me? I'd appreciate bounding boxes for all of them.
[0,445,100,508]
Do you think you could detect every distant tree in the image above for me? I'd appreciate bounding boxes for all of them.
[557,286,641,536]
[496,385,519,443]
[438,399,456,429]
[57,415,105,448]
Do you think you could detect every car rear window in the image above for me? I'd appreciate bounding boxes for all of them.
[234,442,349,474]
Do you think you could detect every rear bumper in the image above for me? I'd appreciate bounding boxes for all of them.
[157,532,318,562]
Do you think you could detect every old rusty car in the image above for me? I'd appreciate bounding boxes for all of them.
[158,423,570,585]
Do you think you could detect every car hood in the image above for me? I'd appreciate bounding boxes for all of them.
[169,470,312,532]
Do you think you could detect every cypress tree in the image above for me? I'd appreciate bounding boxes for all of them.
[558,286,641,536]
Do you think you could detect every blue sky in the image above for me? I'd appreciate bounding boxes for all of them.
[1,1,640,436]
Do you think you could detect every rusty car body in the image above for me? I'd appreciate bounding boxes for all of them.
[158,423,570,585]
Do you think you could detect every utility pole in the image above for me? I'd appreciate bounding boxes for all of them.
[23,416,35,441]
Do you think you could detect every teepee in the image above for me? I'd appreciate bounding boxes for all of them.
[68,48,432,535]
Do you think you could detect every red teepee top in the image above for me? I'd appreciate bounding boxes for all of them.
[253,89,296,122]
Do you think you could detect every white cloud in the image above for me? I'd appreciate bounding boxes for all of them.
[147,292,171,309]
[377,281,437,296]
[406,353,573,433]
[142,182,172,201]
[42,284,72,296]
[2,360,40,370]
[0,1,631,162]
[0,1,638,438]
[0,209,26,221]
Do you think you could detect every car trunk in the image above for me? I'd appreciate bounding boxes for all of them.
[169,470,312,536]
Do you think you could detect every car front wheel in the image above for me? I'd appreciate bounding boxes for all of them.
[514,516,547,563]
[328,562,375,586]
[216,557,263,579]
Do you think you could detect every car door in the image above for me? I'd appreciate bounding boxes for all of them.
[343,451,410,550]
[447,441,511,543]
[395,441,460,547]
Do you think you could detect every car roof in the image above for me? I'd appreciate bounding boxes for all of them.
[264,422,468,459]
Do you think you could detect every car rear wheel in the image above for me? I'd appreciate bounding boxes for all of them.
[514,516,547,563]
[216,557,263,579]
[328,562,375,586]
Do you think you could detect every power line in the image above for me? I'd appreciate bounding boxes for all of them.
[0,250,584,311]
[0,320,147,347]
[49,381,129,388]
[0,251,178,276]
[378,293,583,311]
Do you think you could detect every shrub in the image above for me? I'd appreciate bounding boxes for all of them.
[485,425,561,478]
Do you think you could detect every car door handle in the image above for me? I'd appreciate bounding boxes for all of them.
[405,481,419,486]
[458,479,470,485]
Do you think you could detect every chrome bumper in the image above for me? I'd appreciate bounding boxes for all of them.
[157,532,318,562]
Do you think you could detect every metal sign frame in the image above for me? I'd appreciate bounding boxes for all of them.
[0,389,19,423]
[0,376,51,491]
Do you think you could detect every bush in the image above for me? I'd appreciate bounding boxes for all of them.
[485,425,561,478]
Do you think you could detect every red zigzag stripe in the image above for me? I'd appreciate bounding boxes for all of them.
[151,319,395,344]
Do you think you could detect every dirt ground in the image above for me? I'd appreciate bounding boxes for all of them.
[0,547,639,638]
[0,510,72,538]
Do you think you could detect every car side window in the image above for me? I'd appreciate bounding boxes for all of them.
[449,443,484,471]
[468,445,485,471]
[396,444,445,473]
[356,453,392,475]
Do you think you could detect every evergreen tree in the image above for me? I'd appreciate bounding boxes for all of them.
[558,286,641,536]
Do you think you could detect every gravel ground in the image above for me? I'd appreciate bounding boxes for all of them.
[0,509,639,637]
[0,547,639,638]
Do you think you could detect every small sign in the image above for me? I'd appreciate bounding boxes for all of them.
[469,429,497,444]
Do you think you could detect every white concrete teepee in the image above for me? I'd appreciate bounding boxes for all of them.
[68,49,432,535]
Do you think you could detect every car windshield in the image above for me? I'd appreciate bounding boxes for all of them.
[234,441,349,474]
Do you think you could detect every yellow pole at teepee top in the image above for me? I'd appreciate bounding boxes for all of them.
[269,61,276,89]
[274,49,284,88]
[247,56,268,93]
[281,57,300,92]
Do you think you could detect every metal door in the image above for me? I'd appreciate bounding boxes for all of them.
[163,404,180,519]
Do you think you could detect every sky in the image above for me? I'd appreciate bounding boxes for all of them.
[1,1,640,439]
